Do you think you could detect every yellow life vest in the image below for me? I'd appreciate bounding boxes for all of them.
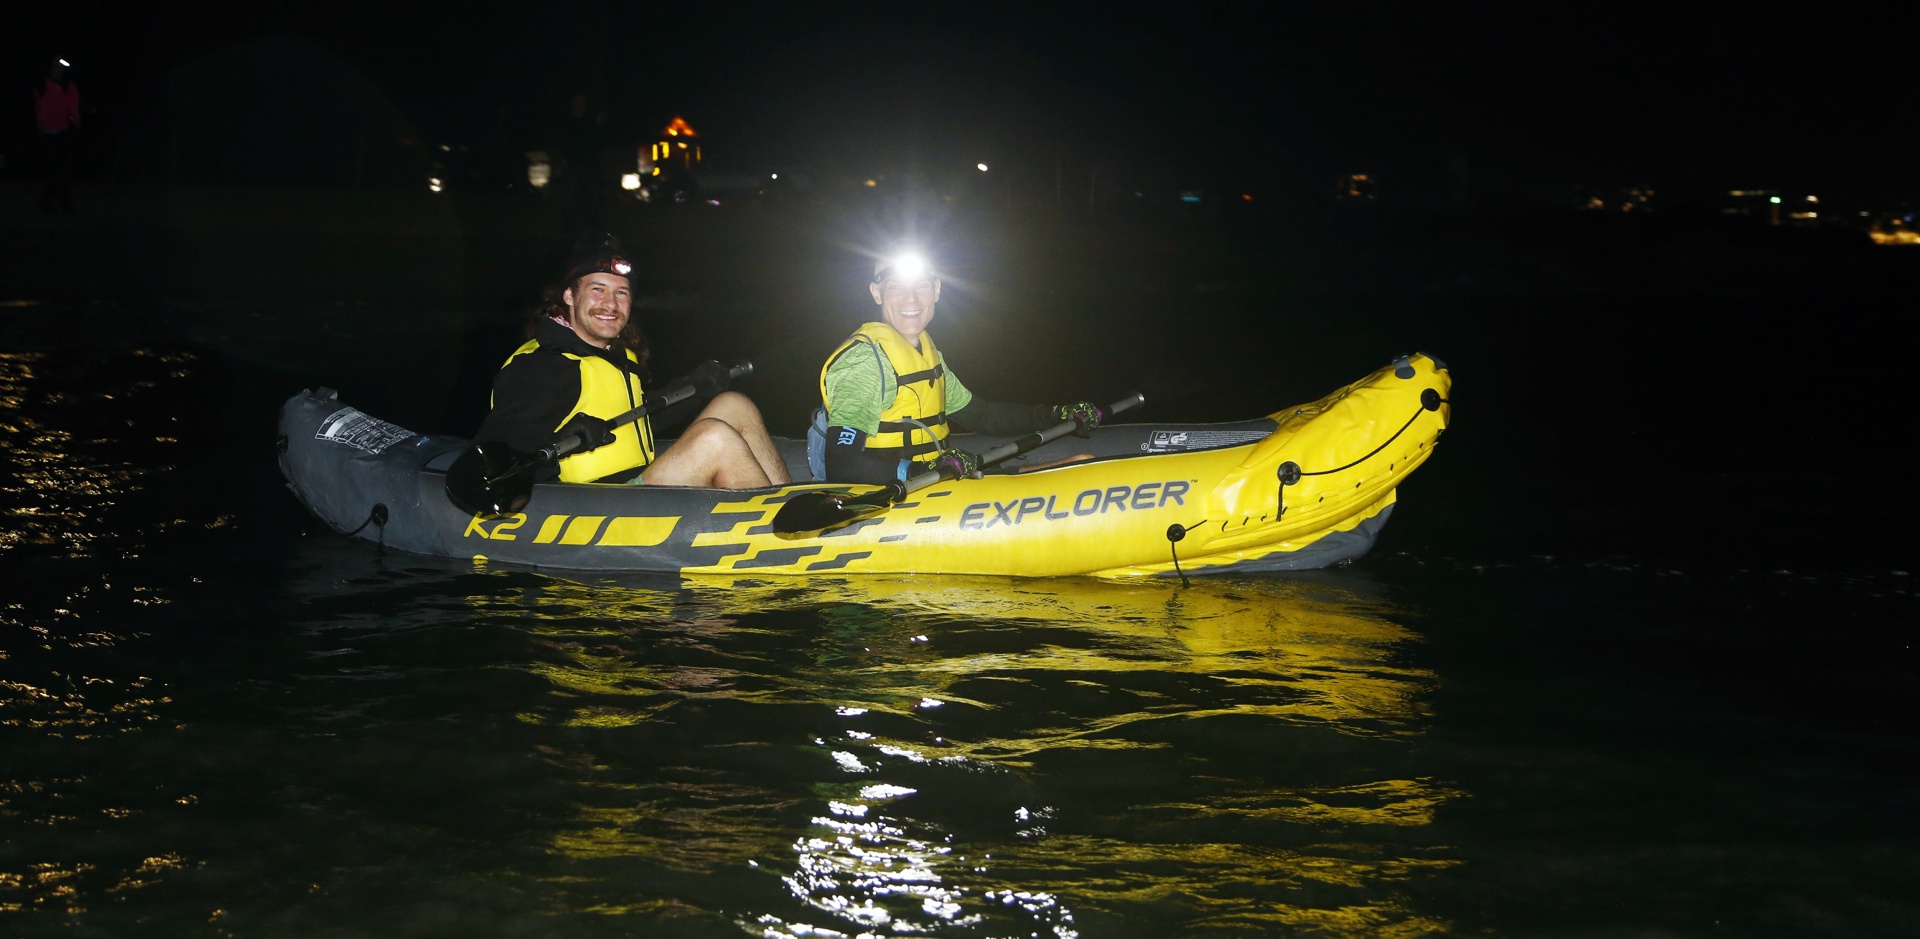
[819,322,949,458]
[500,339,657,483]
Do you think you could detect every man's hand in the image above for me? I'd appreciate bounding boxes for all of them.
[688,360,730,398]
[913,447,982,480]
[1053,400,1105,438]
[557,413,617,452]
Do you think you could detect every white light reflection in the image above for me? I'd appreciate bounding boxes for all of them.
[750,737,1080,939]
[757,801,1083,937]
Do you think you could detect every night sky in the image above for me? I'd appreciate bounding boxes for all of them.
[12,1,1916,207]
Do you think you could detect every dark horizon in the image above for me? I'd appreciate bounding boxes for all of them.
[10,2,1916,209]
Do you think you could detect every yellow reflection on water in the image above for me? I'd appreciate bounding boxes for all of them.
[480,571,1455,934]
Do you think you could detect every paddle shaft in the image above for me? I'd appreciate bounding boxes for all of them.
[766,393,1146,534]
[895,391,1147,495]
[536,362,753,464]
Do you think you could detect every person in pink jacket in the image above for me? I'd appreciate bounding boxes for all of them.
[34,58,81,213]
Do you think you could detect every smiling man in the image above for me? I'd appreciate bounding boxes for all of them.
[812,250,1104,484]
[475,234,789,489]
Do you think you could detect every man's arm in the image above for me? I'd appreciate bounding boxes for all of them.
[942,369,1050,437]
[475,353,584,452]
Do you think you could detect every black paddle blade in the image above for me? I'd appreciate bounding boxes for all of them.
[771,487,897,534]
[445,440,535,517]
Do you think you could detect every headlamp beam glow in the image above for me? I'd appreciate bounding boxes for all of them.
[879,252,929,281]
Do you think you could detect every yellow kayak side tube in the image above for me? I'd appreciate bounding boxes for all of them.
[679,353,1449,578]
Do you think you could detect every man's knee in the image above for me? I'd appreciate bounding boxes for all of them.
[703,391,762,424]
[681,416,749,453]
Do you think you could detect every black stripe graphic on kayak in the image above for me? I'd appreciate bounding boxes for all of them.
[819,518,885,538]
[732,546,825,569]
[807,552,871,571]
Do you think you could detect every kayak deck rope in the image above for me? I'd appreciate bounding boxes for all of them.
[1159,386,1444,581]
[1276,389,1445,518]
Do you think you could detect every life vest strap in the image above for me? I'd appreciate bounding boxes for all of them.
[877,413,946,434]
[894,363,944,386]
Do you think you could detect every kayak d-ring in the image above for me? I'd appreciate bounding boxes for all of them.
[1165,521,1205,587]
[344,503,389,547]
[1276,461,1302,519]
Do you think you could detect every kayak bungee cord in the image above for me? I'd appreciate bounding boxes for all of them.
[1159,386,1446,581]
[1275,388,1445,521]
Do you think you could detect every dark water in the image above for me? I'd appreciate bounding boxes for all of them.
[3,213,1917,937]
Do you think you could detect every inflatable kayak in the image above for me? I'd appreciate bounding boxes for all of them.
[276,353,1451,577]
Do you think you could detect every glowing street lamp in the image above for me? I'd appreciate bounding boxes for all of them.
[976,163,989,172]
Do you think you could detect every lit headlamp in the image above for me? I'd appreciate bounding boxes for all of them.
[872,252,931,283]
[566,255,633,282]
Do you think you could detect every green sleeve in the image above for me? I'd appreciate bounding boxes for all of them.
[823,341,891,435]
[943,362,973,413]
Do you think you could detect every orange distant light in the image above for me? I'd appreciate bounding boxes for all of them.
[662,116,699,138]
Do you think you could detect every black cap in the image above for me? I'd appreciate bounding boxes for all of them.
[564,231,634,284]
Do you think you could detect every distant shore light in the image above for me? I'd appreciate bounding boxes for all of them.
[977,163,989,172]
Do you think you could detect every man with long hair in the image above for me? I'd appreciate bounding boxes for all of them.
[475,234,789,488]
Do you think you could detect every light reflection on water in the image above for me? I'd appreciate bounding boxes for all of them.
[491,573,1455,936]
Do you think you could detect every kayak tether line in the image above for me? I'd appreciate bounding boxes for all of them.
[1164,522,1202,587]
[1159,387,1446,579]
[343,503,389,547]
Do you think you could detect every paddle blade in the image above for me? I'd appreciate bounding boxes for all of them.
[445,440,535,517]
[770,486,898,534]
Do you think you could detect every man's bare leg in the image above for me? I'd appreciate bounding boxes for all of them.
[641,417,773,488]
[692,392,791,485]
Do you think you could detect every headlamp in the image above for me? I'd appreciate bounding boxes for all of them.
[564,254,633,283]
[873,251,930,283]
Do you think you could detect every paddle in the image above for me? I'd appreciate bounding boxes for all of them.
[445,361,752,517]
[771,392,1146,534]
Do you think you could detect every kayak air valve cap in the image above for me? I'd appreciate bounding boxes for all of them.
[1421,388,1443,411]
[1277,462,1303,486]
[1392,355,1415,379]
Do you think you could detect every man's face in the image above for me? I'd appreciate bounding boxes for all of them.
[869,274,940,348]
[563,272,631,348]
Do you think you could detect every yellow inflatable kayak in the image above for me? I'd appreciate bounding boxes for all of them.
[277,352,1450,577]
